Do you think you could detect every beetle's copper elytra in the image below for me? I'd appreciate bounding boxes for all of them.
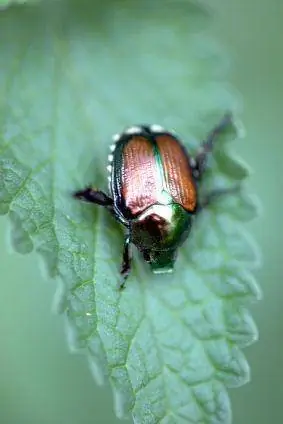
[74,114,237,289]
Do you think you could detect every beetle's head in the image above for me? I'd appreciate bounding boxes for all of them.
[131,203,193,273]
[142,247,177,274]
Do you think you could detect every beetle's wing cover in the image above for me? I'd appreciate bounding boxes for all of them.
[121,136,161,216]
[156,135,197,212]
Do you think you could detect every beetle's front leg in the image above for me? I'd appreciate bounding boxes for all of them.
[73,187,113,210]
[196,186,240,213]
[119,235,132,290]
[192,113,233,181]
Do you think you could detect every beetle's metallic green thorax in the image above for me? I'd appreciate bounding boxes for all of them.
[131,203,192,249]
[131,202,193,273]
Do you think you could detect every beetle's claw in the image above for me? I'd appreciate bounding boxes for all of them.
[73,191,83,199]
[73,187,92,199]
[118,281,126,290]
[118,275,128,290]
[119,268,130,290]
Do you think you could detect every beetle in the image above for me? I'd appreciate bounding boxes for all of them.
[74,113,237,288]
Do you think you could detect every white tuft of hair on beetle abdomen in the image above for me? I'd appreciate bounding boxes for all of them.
[150,124,165,133]
[124,126,143,135]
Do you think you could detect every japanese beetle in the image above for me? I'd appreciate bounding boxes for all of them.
[74,114,236,288]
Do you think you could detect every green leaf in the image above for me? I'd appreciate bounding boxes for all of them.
[0,0,36,10]
[0,1,261,423]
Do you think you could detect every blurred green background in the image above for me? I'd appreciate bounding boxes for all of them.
[0,0,282,423]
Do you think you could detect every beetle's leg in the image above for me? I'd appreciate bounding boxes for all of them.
[142,249,151,263]
[73,187,113,210]
[196,185,240,213]
[119,235,132,290]
[192,113,233,181]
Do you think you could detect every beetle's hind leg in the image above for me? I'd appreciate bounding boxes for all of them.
[192,113,233,181]
[119,235,132,289]
[73,187,113,209]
